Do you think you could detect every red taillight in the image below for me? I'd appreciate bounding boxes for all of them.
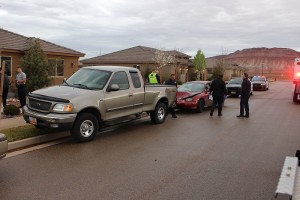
[297,62,300,65]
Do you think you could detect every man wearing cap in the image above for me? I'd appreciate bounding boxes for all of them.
[237,73,251,118]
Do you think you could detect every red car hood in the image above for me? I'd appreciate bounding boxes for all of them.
[176,91,202,99]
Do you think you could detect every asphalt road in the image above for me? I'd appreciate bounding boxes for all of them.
[1,81,300,200]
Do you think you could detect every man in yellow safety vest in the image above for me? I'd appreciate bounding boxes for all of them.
[148,69,160,84]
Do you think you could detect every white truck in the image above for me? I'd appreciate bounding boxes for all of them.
[23,66,177,142]
[293,58,300,103]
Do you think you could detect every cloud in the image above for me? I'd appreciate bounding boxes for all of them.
[1,0,300,58]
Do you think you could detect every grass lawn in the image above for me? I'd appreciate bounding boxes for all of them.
[1,125,57,142]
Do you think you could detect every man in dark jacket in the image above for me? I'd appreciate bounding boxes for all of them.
[209,74,226,116]
[165,74,177,118]
[237,73,251,118]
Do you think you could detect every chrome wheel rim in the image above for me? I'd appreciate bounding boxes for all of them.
[157,107,165,120]
[80,120,94,137]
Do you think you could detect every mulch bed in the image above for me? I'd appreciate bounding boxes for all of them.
[1,98,22,119]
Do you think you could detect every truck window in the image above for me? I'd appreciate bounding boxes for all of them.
[129,71,141,88]
[110,71,130,90]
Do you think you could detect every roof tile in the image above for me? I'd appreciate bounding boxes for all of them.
[0,28,84,56]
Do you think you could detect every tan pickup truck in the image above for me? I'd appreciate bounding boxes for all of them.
[23,66,176,142]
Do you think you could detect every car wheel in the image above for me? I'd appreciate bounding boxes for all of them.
[197,99,205,113]
[150,102,167,124]
[71,113,99,142]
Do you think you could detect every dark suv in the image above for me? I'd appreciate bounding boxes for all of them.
[226,77,253,97]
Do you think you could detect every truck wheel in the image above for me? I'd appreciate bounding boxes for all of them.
[293,94,298,103]
[150,102,167,124]
[71,113,99,142]
[197,99,204,113]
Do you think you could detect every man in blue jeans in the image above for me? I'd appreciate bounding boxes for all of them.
[237,73,251,118]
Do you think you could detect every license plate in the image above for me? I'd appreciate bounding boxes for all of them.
[29,117,37,125]
[231,91,236,94]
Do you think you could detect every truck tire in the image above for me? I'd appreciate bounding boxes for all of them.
[294,94,298,103]
[197,99,204,113]
[71,113,99,142]
[150,102,167,124]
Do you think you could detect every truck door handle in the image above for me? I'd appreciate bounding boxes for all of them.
[128,93,133,97]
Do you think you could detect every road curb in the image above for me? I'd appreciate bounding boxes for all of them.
[7,131,70,151]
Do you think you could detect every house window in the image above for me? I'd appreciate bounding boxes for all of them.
[0,56,12,76]
[48,59,64,76]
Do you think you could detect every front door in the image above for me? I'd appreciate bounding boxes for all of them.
[104,71,135,120]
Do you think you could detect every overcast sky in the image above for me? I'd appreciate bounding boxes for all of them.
[1,0,300,59]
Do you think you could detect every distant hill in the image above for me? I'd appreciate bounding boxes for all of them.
[207,47,300,79]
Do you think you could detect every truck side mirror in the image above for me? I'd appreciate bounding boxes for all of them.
[107,84,120,92]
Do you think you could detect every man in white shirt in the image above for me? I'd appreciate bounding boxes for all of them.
[16,67,27,108]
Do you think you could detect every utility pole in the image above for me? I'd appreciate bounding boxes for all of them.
[261,63,264,76]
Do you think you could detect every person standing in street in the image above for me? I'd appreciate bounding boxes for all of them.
[2,70,10,107]
[147,69,160,84]
[16,67,27,108]
[237,73,251,118]
[165,74,177,118]
[209,74,226,117]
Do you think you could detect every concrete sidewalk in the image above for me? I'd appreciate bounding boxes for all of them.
[0,116,28,130]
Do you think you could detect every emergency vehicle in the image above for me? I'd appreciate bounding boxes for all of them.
[293,58,300,103]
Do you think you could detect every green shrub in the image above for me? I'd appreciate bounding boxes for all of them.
[3,105,20,116]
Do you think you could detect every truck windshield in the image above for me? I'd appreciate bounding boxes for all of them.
[64,68,112,90]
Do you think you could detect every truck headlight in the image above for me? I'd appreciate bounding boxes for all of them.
[185,98,193,102]
[53,103,73,113]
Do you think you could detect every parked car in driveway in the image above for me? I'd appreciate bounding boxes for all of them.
[176,81,212,113]
[0,133,8,159]
[226,77,253,97]
[251,76,269,91]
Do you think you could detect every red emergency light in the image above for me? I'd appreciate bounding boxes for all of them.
[295,58,300,80]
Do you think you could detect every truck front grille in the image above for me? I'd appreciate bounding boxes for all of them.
[29,98,52,112]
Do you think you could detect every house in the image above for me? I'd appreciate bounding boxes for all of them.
[206,56,247,80]
[0,28,85,86]
[81,46,192,83]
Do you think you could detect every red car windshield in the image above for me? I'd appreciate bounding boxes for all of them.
[178,82,205,92]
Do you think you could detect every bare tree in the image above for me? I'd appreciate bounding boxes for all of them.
[153,49,176,70]
[211,48,229,79]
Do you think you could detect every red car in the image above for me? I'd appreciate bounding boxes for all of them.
[176,81,212,113]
